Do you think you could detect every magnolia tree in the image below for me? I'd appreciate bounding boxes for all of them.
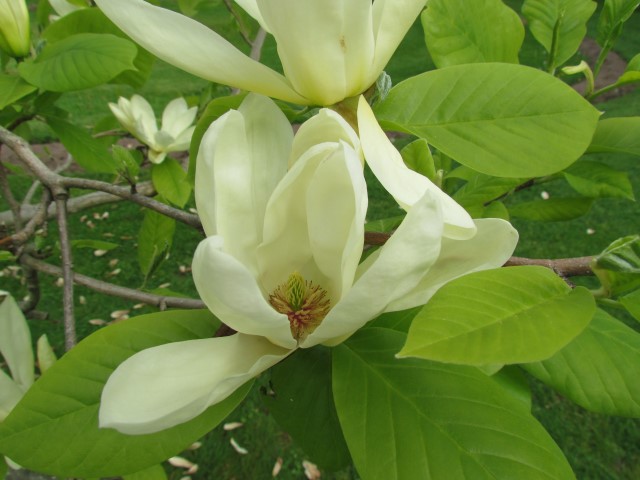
[0,0,640,478]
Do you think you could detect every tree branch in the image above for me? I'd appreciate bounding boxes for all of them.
[21,254,206,310]
[55,195,76,351]
[504,256,594,278]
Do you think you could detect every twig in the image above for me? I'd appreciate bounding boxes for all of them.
[1,189,52,248]
[0,159,23,230]
[19,265,41,313]
[504,256,593,277]
[222,0,253,47]
[250,28,267,61]
[21,254,206,310]
[55,195,76,351]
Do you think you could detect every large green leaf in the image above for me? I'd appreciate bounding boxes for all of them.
[0,74,36,110]
[587,117,640,156]
[46,116,120,173]
[522,0,597,69]
[42,8,155,88]
[563,160,634,200]
[596,0,640,48]
[452,173,524,209]
[375,63,600,178]
[523,309,640,416]
[399,266,595,365]
[262,347,350,471]
[18,33,137,92]
[0,310,251,478]
[422,0,523,67]
[509,197,594,221]
[333,327,575,480]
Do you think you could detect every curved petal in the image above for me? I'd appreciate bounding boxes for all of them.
[257,143,337,293]
[196,94,292,271]
[233,0,268,31]
[386,218,519,311]
[0,370,24,421]
[131,94,158,142]
[192,236,296,349]
[94,0,307,105]
[49,0,84,16]
[161,98,196,138]
[0,291,34,389]
[257,0,375,105]
[306,143,367,301]
[99,334,290,434]
[357,97,476,240]
[370,0,426,83]
[303,190,444,347]
[290,108,361,167]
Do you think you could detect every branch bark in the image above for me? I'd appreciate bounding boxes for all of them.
[55,195,76,351]
[21,254,206,310]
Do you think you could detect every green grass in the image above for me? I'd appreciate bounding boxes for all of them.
[2,3,640,479]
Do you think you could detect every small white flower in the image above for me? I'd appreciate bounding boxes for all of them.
[109,95,197,164]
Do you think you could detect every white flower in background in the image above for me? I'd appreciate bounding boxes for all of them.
[94,0,426,106]
[48,0,89,18]
[98,94,518,435]
[0,0,30,58]
[109,95,197,164]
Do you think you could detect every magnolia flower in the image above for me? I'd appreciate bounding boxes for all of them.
[109,95,197,164]
[48,0,89,17]
[0,0,30,58]
[94,0,426,106]
[99,94,518,435]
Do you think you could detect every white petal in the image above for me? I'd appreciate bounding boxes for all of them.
[370,0,426,83]
[130,94,158,143]
[257,0,375,105]
[306,143,367,300]
[99,334,290,434]
[148,150,167,165]
[196,94,292,271]
[0,292,34,389]
[304,190,444,347]
[192,236,296,349]
[289,108,361,168]
[386,218,519,311]
[162,98,196,138]
[0,369,25,421]
[234,0,268,31]
[357,97,476,240]
[94,0,306,104]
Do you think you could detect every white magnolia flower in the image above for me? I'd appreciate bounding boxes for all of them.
[109,95,197,164]
[0,0,30,58]
[48,0,88,17]
[99,94,518,435]
[94,0,426,106]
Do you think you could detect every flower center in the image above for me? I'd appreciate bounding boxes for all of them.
[268,272,331,343]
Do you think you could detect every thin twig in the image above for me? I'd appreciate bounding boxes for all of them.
[222,0,253,46]
[1,189,52,248]
[0,159,23,230]
[21,254,206,309]
[55,195,76,351]
[250,28,267,61]
[504,256,594,277]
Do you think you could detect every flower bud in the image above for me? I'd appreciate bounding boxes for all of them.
[0,0,30,58]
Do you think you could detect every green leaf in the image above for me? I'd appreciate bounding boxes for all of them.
[0,457,6,479]
[0,252,16,262]
[71,239,119,251]
[138,206,176,278]
[0,74,36,110]
[0,309,250,478]
[466,200,511,220]
[19,33,137,92]
[523,309,640,416]
[522,0,597,69]
[592,235,640,296]
[46,117,120,173]
[400,139,436,182]
[123,464,167,480]
[616,53,640,86]
[366,307,422,333]
[375,63,600,178]
[587,117,640,156]
[151,159,192,208]
[399,266,595,365]
[112,144,142,182]
[188,94,247,182]
[42,8,155,88]
[364,215,404,233]
[333,327,575,480]
[262,347,350,471]
[422,0,523,67]
[620,289,640,322]
[563,160,634,200]
[453,173,525,208]
[596,0,640,49]
[509,197,593,221]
